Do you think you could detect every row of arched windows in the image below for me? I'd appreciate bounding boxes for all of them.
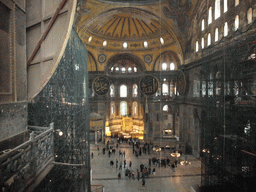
[194,71,243,98]
[155,79,177,97]
[110,101,139,117]
[208,0,239,25]
[161,62,176,71]
[91,80,179,98]
[110,66,138,74]
[196,1,254,52]
[110,84,138,98]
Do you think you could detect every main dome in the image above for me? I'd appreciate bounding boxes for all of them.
[77,7,176,51]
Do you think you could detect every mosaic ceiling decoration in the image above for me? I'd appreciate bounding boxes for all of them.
[77,7,176,51]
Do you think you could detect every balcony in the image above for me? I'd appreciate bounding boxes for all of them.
[0,123,54,192]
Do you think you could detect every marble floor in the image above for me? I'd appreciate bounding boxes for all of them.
[90,139,201,192]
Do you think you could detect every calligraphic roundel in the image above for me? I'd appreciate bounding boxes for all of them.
[140,75,159,96]
[92,76,110,95]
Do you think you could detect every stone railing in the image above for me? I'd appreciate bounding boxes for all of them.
[0,123,54,192]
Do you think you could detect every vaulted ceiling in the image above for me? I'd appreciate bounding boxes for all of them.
[76,6,177,51]
[74,0,197,71]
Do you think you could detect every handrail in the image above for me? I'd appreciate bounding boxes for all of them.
[0,123,54,192]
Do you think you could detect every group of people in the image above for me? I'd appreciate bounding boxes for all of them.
[93,137,181,187]
[150,157,178,171]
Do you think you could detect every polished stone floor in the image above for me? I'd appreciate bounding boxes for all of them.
[90,139,201,192]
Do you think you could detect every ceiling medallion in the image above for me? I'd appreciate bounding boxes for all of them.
[98,54,106,63]
[144,54,152,64]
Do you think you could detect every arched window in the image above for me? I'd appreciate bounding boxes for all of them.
[160,37,164,44]
[215,0,221,20]
[208,7,212,25]
[110,102,115,117]
[162,63,167,70]
[121,67,126,73]
[234,81,240,96]
[144,41,148,48]
[110,84,115,97]
[170,63,175,70]
[202,80,206,97]
[208,73,213,96]
[115,67,119,72]
[196,41,199,52]
[163,105,168,112]
[215,28,218,42]
[170,80,176,96]
[120,85,127,97]
[224,0,228,13]
[123,42,128,48]
[133,102,138,117]
[120,101,127,116]
[155,87,161,97]
[202,38,205,49]
[201,19,205,31]
[216,71,221,95]
[224,22,228,36]
[133,84,138,97]
[162,80,169,96]
[235,0,239,6]
[247,8,253,24]
[235,15,239,30]
[128,67,132,73]
[207,33,211,46]
[134,67,137,72]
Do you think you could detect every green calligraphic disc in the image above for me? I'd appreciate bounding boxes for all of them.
[140,75,159,96]
[92,76,110,95]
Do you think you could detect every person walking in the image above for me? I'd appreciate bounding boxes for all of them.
[118,172,121,179]
[116,159,118,168]
[131,170,135,180]
[91,152,94,159]
[152,168,156,175]
[175,159,178,167]
[171,163,175,172]
[110,160,114,168]
[137,170,140,180]
[142,177,145,186]
[129,161,132,168]
[124,159,126,168]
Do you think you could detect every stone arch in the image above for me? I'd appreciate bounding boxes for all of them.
[153,51,181,71]
[105,53,145,74]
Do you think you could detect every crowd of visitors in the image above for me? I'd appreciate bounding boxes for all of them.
[92,137,181,187]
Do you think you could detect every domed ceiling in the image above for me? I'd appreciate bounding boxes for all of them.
[77,7,177,51]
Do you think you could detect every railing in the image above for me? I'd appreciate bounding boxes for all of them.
[0,123,54,192]
[91,185,105,192]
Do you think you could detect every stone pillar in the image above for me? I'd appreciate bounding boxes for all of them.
[95,130,97,144]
